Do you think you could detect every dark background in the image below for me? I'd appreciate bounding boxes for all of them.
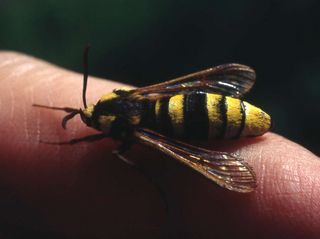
[0,0,319,154]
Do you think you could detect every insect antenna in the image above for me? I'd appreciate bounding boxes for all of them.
[33,45,91,129]
[32,104,81,129]
[82,44,90,109]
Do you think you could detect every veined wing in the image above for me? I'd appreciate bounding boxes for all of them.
[134,128,256,193]
[131,64,256,99]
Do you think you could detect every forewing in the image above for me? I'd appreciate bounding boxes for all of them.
[135,129,256,193]
[132,64,256,98]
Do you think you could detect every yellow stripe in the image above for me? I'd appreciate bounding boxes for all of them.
[98,115,116,132]
[168,94,184,136]
[82,104,94,118]
[155,99,161,121]
[100,87,133,103]
[225,96,242,139]
[206,93,223,138]
[241,101,271,136]
[99,92,118,103]
[117,87,133,91]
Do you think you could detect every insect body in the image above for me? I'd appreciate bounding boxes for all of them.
[86,90,270,141]
[143,92,270,139]
[35,52,271,193]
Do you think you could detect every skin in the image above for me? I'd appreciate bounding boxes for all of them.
[0,51,319,239]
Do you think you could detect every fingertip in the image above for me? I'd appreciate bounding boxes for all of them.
[160,133,320,237]
[237,133,320,235]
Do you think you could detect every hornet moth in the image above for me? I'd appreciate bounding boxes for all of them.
[34,48,271,193]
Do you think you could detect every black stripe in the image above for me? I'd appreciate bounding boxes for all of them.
[149,100,156,125]
[218,96,227,139]
[183,93,209,139]
[158,97,173,136]
[234,100,246,139]
[141,100,156,128]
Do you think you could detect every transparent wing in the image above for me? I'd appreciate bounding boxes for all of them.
[135,128,256,193]
[131,64,256,98]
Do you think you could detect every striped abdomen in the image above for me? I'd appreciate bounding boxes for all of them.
[141,92,271,140]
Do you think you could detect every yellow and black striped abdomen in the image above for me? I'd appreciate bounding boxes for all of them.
[142,92,271,139]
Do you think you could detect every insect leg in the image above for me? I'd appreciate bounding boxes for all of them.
[113,141,169,211]
[112,150,135,166]
[112,140,135,165]
[138,167,169,211]
[40,133,106,145]
[130,161,169,211]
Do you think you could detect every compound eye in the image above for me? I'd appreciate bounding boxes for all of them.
[98,115,116,133]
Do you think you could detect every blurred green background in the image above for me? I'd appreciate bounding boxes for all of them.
[0,0,319,154]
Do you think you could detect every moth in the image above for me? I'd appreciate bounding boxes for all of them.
[35,48,271,193]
